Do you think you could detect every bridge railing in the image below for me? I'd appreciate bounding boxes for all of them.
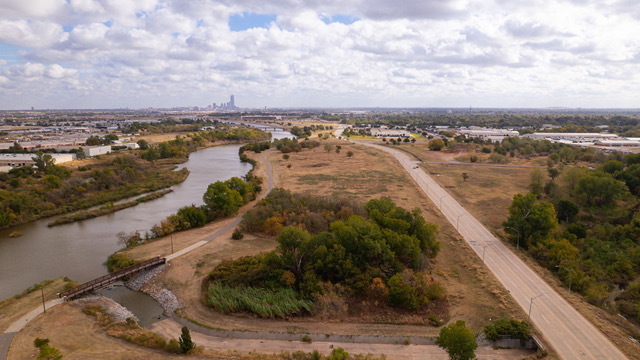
[59,256,166,299]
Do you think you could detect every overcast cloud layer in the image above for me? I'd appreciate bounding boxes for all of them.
[1,0,639,109]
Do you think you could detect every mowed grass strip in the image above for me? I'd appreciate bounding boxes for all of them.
[207,283,312,318]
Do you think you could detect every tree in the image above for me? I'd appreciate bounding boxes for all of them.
[462,173,469,182]
[277,226,312,283]
[136,139,149,150]
[555,199,579,223]
[575,172,628,207]
[436,320,477,360]
[32,152,55,172]
[529,168,545,196]
[503,193,558,249]
[85,135,102,146]
[203,181,243,217]
[428,139,445,151]
[346,151,354,158]
[600,160,624,174]
[178,326,195,354]
[547,167,560,180]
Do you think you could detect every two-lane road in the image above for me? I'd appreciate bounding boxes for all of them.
[355,141,628,360]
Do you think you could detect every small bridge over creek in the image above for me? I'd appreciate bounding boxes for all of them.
[59,256,166,300]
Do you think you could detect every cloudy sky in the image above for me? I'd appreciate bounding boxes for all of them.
[1,0,639,109]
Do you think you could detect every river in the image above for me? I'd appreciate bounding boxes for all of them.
[0,131,290,302]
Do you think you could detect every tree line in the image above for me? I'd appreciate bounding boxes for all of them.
[503,153,640,324]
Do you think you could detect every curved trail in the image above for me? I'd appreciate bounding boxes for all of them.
[351,139,628,360]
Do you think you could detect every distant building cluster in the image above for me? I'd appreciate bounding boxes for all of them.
[213,95,237,110]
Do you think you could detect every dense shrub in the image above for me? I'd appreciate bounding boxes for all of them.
[483,318,532,341]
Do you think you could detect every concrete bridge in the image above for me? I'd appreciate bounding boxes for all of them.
[58,256,166,300]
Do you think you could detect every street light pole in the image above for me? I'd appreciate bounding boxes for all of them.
[482,242,494,261]
[555,265,575,292]
[529,293,546,317]
[439,194,446,210]
[457,213,465,230]
[41,287,46,313]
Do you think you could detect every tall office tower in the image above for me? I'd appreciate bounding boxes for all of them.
[230,95,235,108]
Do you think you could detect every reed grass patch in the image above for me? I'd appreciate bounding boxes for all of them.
[207,283,312,318]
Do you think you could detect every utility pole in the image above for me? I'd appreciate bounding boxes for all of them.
[529,293,546,317]
[41,287,46,313]
[171,235,174,254]
[556,265,575,292]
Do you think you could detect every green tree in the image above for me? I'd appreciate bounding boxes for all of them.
[462,173,469,182]
[32,152,55,172]
[277,226,313,283]
[575,172,628,207]
[428,139,445,151]
[436,320,477,360]
[529,168,545,197]
[555,199,579,223]
[178,326,195,354]
[503,193,558,249]
[203,181,243,217]
[615,164,640,196]
[547,167,560,180]
[136,139,149,150]
[85,135,102,146]
[599,160,624,174]
[346,151,354,158]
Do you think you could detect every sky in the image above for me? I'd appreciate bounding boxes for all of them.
[0,0,639,110]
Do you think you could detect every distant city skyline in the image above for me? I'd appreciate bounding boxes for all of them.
[1,1,640,110]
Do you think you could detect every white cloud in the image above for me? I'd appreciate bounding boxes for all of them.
[1,0,640,108]
[0,0,68,20]
[0,20,66,48]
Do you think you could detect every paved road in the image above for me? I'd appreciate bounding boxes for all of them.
[355,141,628,360]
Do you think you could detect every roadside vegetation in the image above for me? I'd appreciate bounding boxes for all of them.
[503,153,640,325]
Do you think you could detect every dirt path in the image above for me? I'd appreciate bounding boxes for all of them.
[150,317,532,360]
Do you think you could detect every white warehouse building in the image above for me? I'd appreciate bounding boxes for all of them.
[83,145,112,157]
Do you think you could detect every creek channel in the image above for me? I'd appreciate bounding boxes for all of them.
[0,130,291,325]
